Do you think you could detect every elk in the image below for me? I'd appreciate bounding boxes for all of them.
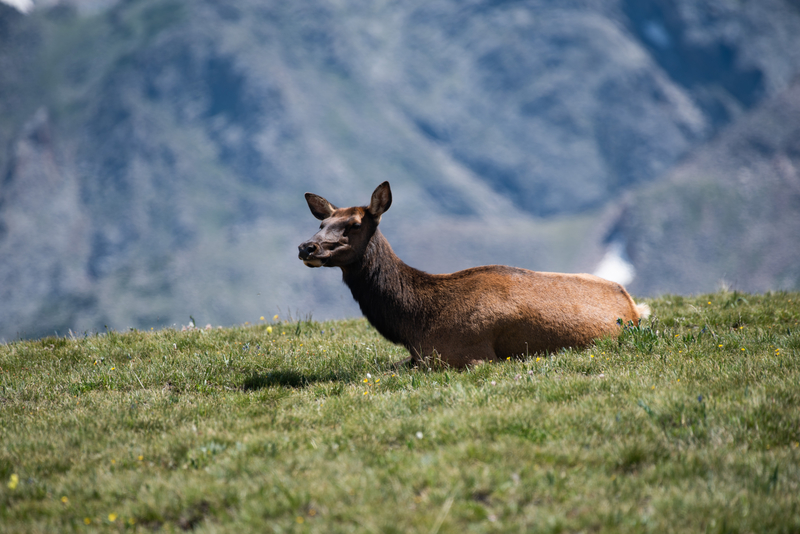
[298,182,649,368]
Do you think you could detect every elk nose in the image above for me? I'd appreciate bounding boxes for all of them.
[298,241,320,259]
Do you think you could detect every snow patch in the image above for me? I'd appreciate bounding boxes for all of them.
[1,0,34,13]
[593,241,635,286]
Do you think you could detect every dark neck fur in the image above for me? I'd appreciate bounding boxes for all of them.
[341,229,431,349]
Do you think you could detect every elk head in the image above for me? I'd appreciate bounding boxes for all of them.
[298,181,392,268]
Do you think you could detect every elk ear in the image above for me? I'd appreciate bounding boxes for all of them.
[368,181,392,222]
[305,193,337,220]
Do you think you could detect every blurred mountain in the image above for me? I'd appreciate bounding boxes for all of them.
[1,0,800,340]
[615,79,800,296]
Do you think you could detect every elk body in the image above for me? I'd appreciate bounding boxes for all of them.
[298,182,649,368]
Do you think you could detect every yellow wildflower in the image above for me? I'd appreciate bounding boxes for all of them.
[8,474,19,490]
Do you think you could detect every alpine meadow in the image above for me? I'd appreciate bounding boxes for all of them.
[2,291,799,533]
[3,2,800,532]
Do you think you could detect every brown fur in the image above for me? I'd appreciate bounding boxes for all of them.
[298,182,648,368]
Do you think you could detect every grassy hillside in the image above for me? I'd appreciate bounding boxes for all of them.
[1,292,799,533]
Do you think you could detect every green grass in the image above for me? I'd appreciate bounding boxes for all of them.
[1,292,799,533]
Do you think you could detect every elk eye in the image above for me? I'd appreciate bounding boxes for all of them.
[351,223,362,230]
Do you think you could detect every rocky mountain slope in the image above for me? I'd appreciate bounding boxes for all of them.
[2,0,800,340]
[616,79,800,296]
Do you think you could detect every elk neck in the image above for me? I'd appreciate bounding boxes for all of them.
[340,228,432,348]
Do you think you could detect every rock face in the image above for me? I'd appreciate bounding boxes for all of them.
[1,0,800,339]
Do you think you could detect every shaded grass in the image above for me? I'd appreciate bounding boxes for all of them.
[1,293,799,533]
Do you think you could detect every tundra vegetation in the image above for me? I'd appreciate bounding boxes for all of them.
[1,291,799,533]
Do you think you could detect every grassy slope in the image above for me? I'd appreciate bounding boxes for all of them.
[1,292,799,533]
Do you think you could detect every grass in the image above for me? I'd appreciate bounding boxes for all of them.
[1,291,799,533]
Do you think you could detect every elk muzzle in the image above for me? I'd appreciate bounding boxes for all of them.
[298,241,322,267]
[298,239,344,267]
